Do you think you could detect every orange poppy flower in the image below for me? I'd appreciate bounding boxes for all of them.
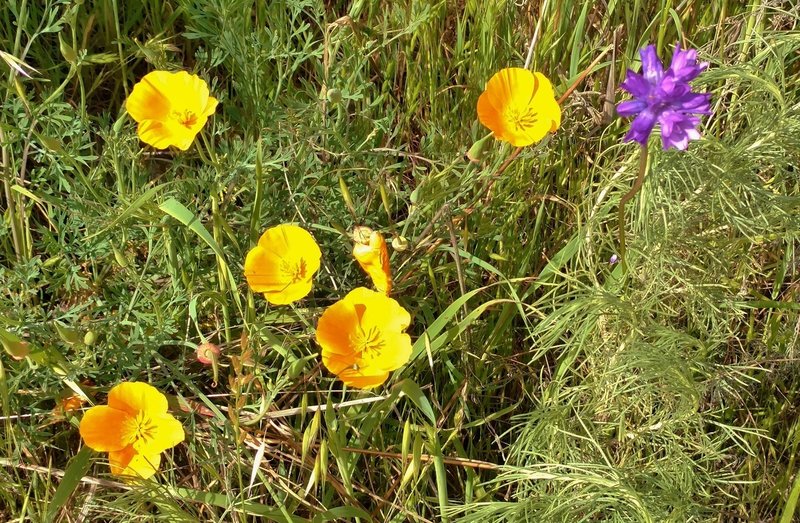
[352,227,392,295]
[79,382,184,480]
[244,224,322,305]
[125,70,218,151]
[316,287,412,389]
[476,67,561,147]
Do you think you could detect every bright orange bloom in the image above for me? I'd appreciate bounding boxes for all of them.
[476,68,561,147]
[79,382,184,480]
[352,227,392,295]
[244,224,322,305]
[317,287,412,389]
[125,70,218,151]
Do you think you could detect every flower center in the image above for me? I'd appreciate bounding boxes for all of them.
[127,411,158,445]
[281,258,307,283]
[172,109,198,129]
[505,106,538,130]
[351,325,384,362]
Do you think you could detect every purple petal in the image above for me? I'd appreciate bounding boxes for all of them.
[616,99,647,117]
[668,43,707,82]
[624,107,658,145]
[669,43,692,70]
[639,45,664,85]
[660,115,703,150]
[658,110,681,136]
[620,70,651,97]
[673,92,712,114]
[661,131,689,150]
[658,75,680,96]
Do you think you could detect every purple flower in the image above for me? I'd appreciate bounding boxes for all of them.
[617,43,712,150]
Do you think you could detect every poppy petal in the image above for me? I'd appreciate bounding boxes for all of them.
[265,278,314,305]
[136,119,196,151]
[244,245,288,292]
[125,71,173,122]
[109,445,161,479]
[107,382,169,416]
[132,413,185,455]
[79,406,133,452]
[318,301,360,365]
[337,369,391,389]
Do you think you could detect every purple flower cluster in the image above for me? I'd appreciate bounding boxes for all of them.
[617,44,711,150]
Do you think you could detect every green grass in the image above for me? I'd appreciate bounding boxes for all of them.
[1,0,799,521]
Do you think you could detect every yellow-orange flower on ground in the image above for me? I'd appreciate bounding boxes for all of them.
[316,287,412,389]
[125,70,218,151]
[79,382,184,480]
[244,224,322,305]
[476,67,561,147]
[352,227,392,295]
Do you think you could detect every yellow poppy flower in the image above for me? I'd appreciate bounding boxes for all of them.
[352,227,392,295]
[125,70,218,151]
[476,67,561,147]
[244,224,322,305]
[79,382,184,480]
[316,287,412,389]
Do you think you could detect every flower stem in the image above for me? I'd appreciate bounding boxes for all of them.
[617,144,649,270]
[199,131,219,168]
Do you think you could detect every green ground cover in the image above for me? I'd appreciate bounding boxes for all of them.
[1,0,799,521]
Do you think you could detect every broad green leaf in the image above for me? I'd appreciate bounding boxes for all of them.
[159,197,242,312]
[167,486,309,522]
[0,328,30,360]
[394,379,436,424]
[46,446,93,520]
[313,506,373,522]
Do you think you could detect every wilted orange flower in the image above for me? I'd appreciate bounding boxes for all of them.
[79,382,184,480]
[476,67,561,147]
[244,224,322,305]
[55,394,84,415]
[316,287,412,389]
[125,70,218,151]
[352,227,392,295]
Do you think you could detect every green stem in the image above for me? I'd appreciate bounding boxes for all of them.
[200,130,219,168]
[0,128,24,260]
[110,0,129,99]
[617,144,649,270]
[34,67,76,116]
[211,194,231,343]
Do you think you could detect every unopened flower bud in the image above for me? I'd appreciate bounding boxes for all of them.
[466,133,493,163]
[83,330,97,346]
[391,235,409,252]
[327,88,342,104]
[196,343,220,365]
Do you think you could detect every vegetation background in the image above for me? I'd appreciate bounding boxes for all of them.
[1,0,799,521]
